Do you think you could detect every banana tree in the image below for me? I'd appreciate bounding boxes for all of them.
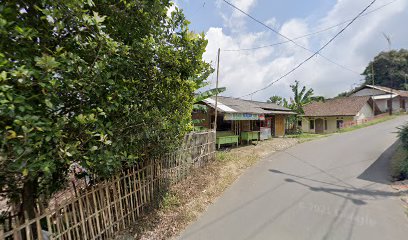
[289,80,314,114]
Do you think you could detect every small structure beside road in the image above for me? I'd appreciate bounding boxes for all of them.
[301,96,376,133]
[350,84,408,114]
[193,96,295,148]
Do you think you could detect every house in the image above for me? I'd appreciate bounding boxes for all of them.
[301,96,375,133]
[193,96,295,146]
[350,84,408,114]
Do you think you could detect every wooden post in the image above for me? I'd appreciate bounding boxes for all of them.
[24,211,31,240]
[0,223,4,240]
[214,48,220,132]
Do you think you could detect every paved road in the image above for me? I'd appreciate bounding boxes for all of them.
[179,116,408,240]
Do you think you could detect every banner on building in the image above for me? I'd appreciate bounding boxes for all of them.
[224,113,265,121]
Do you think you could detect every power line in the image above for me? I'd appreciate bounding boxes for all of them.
[223,0,396,52]
[232,0,378,98]
[222,0,378,76]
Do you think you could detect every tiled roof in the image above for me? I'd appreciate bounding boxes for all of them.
[205,96,293,114]
[303,96,371,117]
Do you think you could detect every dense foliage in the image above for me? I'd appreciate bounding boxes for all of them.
[362,49,408,90]
[398,124,408,178]
[267,95,286,106]
[0,0,212,217]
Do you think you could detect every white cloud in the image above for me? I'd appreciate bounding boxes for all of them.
[219,0,258,31]
[204,0,408,101]
[167,1,178,17]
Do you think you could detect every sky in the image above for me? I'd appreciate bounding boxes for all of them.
[173,0,408,101]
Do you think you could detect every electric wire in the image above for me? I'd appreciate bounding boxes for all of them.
[224,0,378,98]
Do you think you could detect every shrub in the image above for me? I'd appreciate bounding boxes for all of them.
[398,123,408,178]
[0,0,212,218]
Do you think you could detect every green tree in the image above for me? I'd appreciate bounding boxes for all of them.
[362,49,408,89]
[289,80,314,114]
[0,0,212,218]
[336,91,349,98]
[267,95,284,105]
[310,96,325,102]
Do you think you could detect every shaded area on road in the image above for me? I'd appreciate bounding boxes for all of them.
[358,140,400,184]
[179,116,408,240]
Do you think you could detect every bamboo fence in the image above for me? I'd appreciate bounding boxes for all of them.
[0,131,216,240]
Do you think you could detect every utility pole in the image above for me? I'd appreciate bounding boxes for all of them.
[383,33,393,115]
[214,48,220,131]
[371,64,375,85]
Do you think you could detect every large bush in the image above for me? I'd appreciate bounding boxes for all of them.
[0,0,212,218]
[398,123,408,178]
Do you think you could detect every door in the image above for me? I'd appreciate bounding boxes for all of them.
[315,118,324,134]
[274,115,285,137]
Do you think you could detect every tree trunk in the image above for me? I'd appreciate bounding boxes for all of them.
[21,179,37,220]
[20,179,38,239]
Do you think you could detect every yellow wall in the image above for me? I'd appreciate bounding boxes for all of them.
[302,116,354,133]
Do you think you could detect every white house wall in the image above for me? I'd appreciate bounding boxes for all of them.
[375,99,388,112]
[354,102,374,121]
[376,97,403,113]
[392,97,401,112]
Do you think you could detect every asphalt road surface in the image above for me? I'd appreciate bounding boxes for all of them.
[179,116,408,240]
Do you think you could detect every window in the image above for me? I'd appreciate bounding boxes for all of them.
[310,120,315,130]
[324,120,328,130]
[297,120,302,127]
[336,120,343,129]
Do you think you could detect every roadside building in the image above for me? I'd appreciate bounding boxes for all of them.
[350,84,408,114]
[193,96,295,147]
[301,96,376,134]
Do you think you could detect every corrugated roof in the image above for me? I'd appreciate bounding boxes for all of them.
[303,96,371,117]
[203,98,236,113]
[356,85,408,97]
[205,96,293,114]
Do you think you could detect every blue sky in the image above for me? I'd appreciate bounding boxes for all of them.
[173,0,408,101]
[181,0,337,33]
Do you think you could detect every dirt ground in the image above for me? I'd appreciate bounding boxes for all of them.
[115,138,299,240]
[391,180,408,216]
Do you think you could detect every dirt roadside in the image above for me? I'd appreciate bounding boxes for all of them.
[116,138,299,240]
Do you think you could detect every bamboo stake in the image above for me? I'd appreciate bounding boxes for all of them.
[136,167,142,217]
[91,188,102,238]
[111,179,120,231]
[46,212,53,240]
[70,200,80,240]
[116,176,125,229]
[132,168,140,218]
[104,182,114,238]
[35,211,44,240]
[63,205,72,240]
[12,213,19,240]
[24,212,31,240]
[78,196,88,240]
[0,224,4,240]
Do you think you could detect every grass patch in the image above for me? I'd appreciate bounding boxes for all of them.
[160,192,180,210]
[288,114,400,141]
[338,115,397,133]
[391,143,408,180]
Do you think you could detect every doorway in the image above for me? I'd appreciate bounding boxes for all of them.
[315,118,324,134]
